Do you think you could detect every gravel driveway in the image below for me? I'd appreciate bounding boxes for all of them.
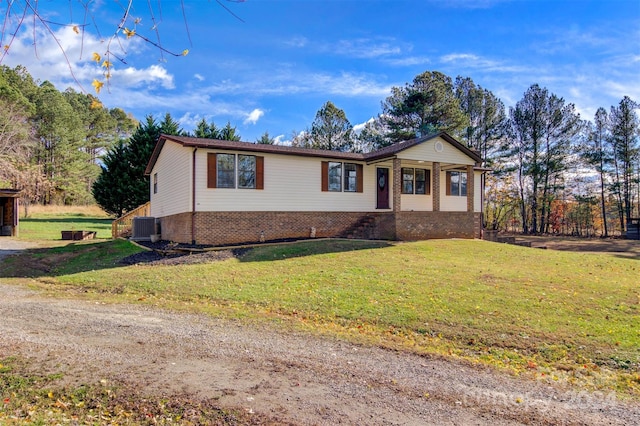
[1,238,639,425]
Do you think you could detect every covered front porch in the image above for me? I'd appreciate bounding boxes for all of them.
[371,158,481,215]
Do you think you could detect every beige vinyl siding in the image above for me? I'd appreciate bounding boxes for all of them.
[401,194,433,211]
[195,151,377,212]
[439,170,483,212]
[440,170,467,211]
[475,171,482,213]
[150,140,192,217]
[396,136,476,166]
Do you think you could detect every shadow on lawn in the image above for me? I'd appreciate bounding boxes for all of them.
[131,238,394,265]
[0,239,394,278]
[0,240,133,278]
[237,239,393,263]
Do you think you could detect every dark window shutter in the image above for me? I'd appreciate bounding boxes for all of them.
[207,153,217,188]
[256,156,264,190]
[445,171,451,196]
[321,161,328,191]
[426,169,431,195]
[356,164,363,193]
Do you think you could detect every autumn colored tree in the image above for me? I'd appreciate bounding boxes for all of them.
[506,84,581,234]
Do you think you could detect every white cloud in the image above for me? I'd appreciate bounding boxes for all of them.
[353,117,375,134]
[440,53,527,73]
[284,36,308,48]
[194,73,205,82]
[273,134,289,145]
[333,38,405,59]
[204,70,392,98]
[313,72,393,97]
[111,64,175,89]
[243,109,264,125]
[1,17,174,94]
[385,56,431,67]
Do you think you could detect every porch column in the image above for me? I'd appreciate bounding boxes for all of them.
[432,162,440,211]
[467,165,474,212]
[393,158,401,212]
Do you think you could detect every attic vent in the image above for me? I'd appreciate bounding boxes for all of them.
[131,217,156,241]
[434,141,444,152]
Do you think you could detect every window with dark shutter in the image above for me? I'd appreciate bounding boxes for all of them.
[322,161,363,193]
[208,153,263,189]
[256,156,264,189]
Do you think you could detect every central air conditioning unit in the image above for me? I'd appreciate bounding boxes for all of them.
[131,216,157,241]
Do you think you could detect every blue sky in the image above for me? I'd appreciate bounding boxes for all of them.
[2,0,639,143]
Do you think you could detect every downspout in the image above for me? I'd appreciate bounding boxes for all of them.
[192,148,197,245]
[481,170,486,239]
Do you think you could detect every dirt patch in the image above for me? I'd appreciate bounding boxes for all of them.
[120,246,250,266]
[520,235,640,258]
[0,283,638,425]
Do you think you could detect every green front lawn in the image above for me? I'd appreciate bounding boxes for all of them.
[18,213,113,241]
[2,238,639,397]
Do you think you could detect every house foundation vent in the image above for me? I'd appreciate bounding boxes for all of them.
[131,216,156,241]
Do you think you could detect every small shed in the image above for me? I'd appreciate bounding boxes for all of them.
[626,218,640,240]
[0,189,21,237]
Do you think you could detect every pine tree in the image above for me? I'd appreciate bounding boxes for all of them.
[454,76,508,165]
[309,101,353,151]
[219,121,241,141]
[92,140,132,217]
[582,108,611,236]
[609,96,640,230]
[507,84,581,234]
[256,131,275,144]
[92,113,182,216]
[382,71,468,143]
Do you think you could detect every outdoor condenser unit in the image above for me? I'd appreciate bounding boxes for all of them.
[131,216,156,241]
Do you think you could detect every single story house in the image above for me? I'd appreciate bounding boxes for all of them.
[0,188,21,237]
[144,132,485,246]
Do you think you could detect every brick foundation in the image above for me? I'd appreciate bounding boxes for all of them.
[157,212,192,243]
[395,211,481,240]
[158,210,482,245]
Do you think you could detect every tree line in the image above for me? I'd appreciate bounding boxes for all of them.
[0,65,138,212]
[286,72,639,236]
[1,64,638,235]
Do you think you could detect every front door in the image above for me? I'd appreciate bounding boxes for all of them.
[376,167,389,209]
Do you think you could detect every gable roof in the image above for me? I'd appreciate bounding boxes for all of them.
[144,132,482,175]
[364,132,482,162]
